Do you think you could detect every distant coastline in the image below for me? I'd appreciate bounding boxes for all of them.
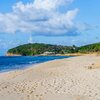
[6,42,100,56]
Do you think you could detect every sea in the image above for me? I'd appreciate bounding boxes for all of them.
[0,56,71,72]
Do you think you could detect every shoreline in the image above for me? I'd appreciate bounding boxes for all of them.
[6,52,100,57]
[0,55,100,100]
[0,56,72,74]
[0,55,70,74]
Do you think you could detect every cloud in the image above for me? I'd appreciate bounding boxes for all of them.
[0,0,92,36]
[33,0,73,10]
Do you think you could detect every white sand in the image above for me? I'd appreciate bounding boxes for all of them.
[0,55,100,100]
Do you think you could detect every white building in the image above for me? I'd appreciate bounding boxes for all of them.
[43,51,55,55]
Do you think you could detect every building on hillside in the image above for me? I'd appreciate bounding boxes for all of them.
[43,51,55,55]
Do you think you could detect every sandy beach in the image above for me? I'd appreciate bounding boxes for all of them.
[0,55,100,100]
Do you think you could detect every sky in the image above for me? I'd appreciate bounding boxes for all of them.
[0,0,99,55]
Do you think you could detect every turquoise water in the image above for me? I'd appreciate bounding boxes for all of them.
[0,56,71,72]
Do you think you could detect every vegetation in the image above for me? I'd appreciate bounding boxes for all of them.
[7,43,77,56]
[77,42,100,53]
[7,42,100,56]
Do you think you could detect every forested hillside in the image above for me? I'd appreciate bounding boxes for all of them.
[7,43,77,56]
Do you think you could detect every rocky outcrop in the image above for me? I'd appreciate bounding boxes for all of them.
[6,53,21,56]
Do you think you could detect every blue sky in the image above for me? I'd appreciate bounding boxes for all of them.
[0,0,99,55]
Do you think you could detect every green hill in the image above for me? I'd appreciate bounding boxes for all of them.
[78,42,100,53]
[7,42,100,56]
[7,43,77,56]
